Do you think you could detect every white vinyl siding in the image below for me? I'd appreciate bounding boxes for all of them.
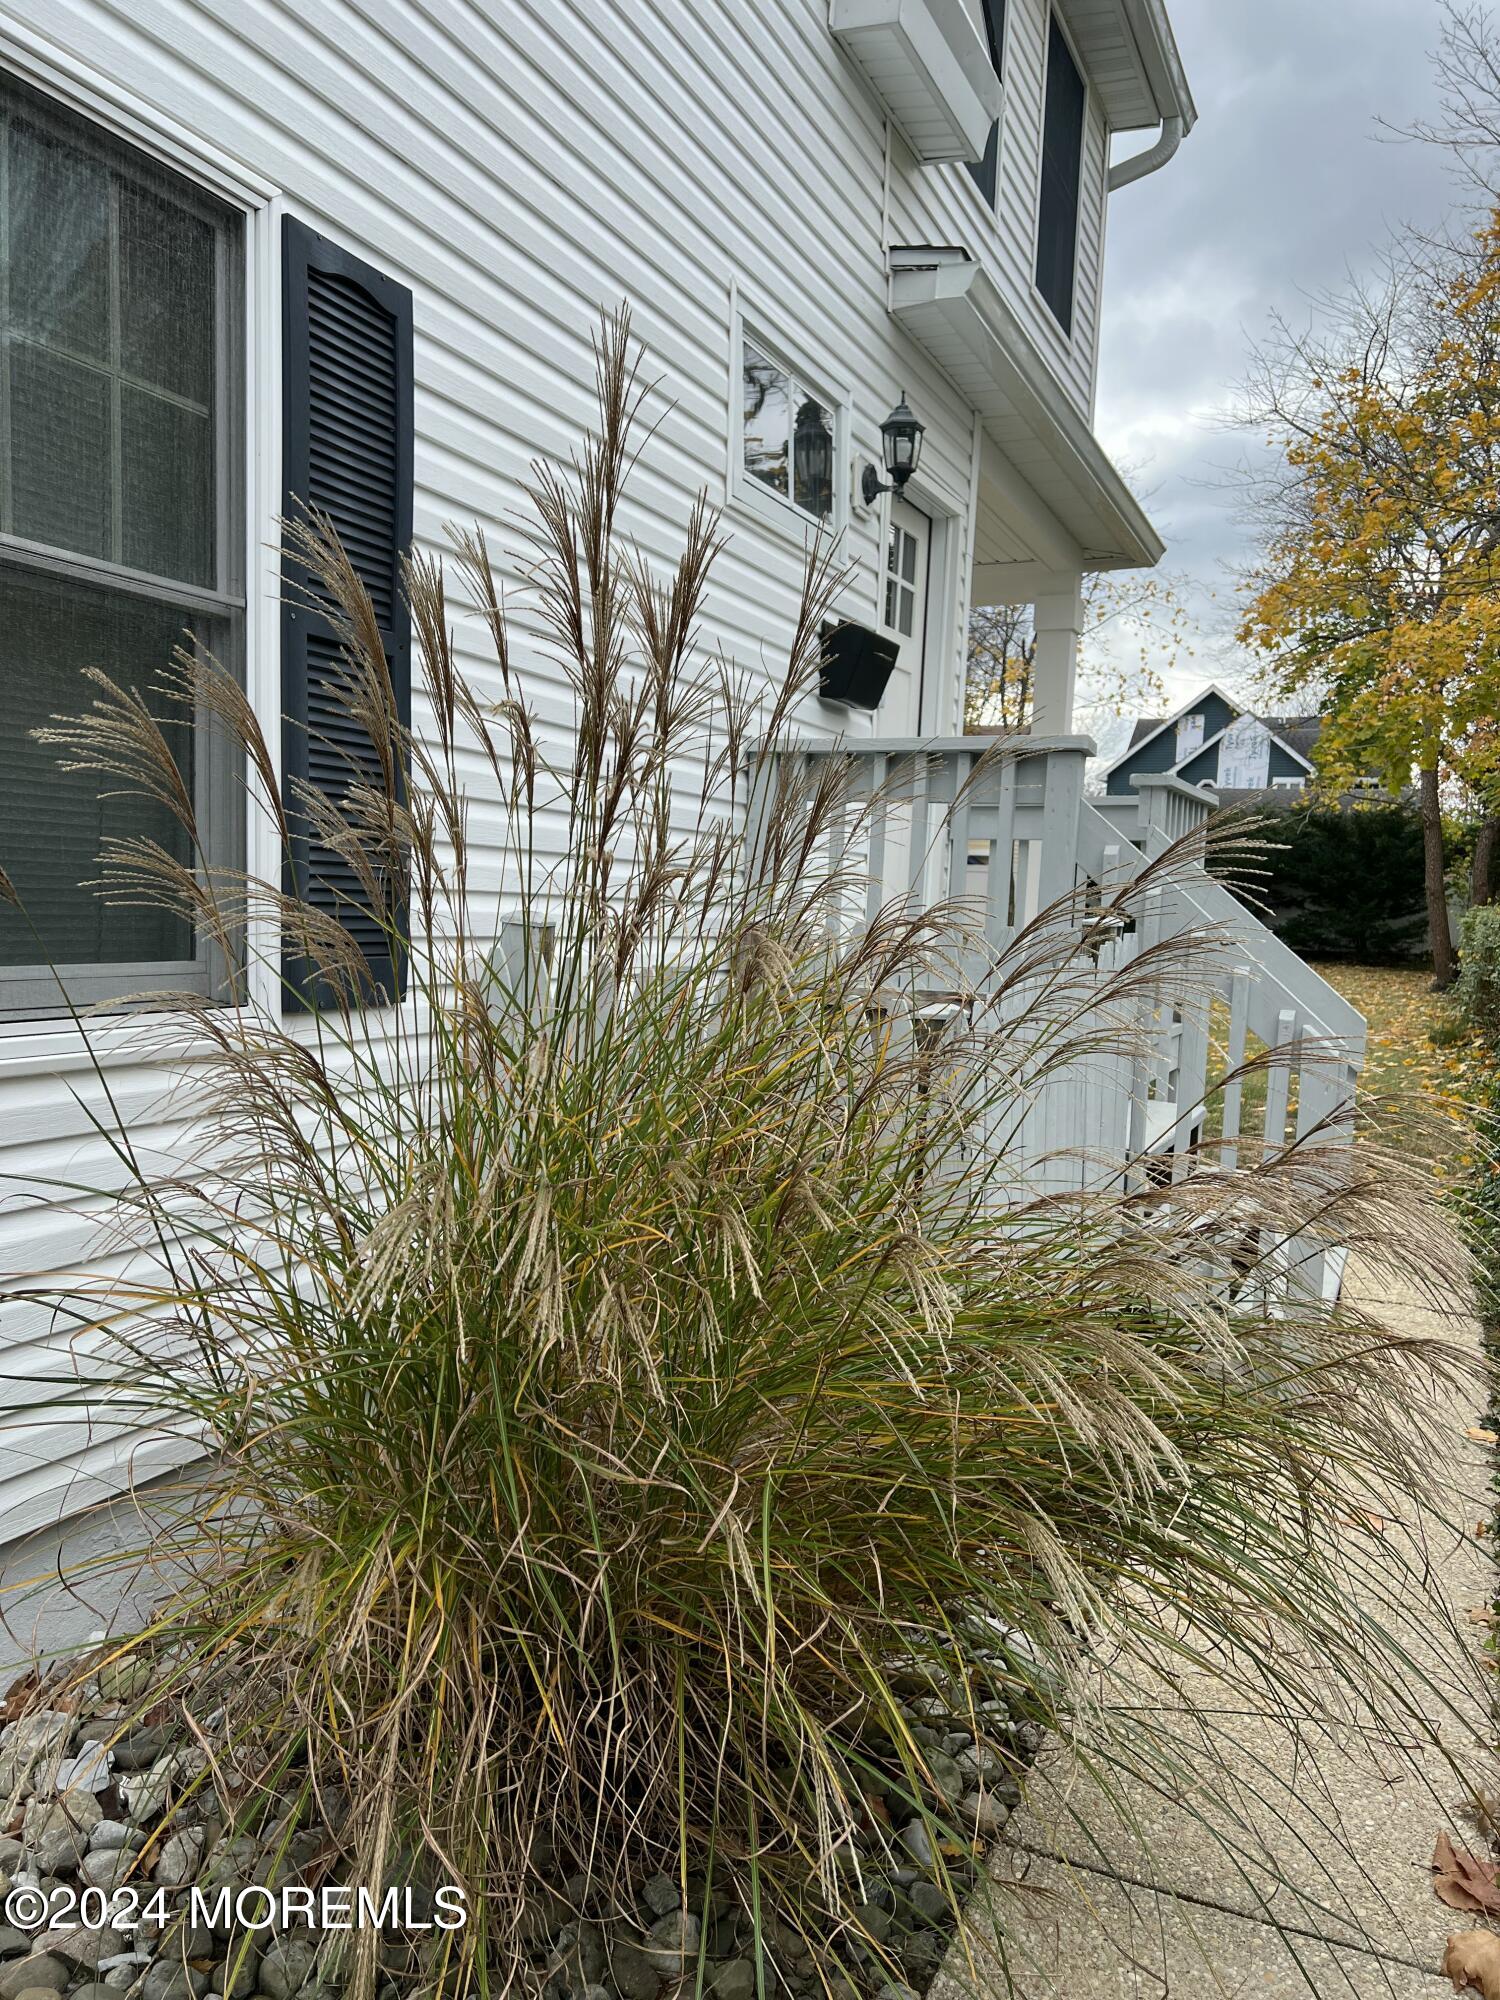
[0,0,1128,1539]
[887,0,1110,415]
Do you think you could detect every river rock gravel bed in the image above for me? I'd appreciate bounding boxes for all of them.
[0,1659,1041,2000]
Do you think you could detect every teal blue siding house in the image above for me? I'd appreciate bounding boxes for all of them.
[1101,685,1319,801]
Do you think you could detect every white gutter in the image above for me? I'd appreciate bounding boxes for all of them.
[1107,112,1184,192]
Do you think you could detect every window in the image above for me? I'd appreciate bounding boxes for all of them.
[884,516,921,638]
[0,73,242,1015]
[1035,14,1085,334]
[964,0,1007,207]
[1271,776,1307,792]
[733,324,845,534]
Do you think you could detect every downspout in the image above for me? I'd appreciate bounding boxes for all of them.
[1107,113,1183,192]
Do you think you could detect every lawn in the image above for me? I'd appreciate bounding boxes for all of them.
[1310,960,1475,1169]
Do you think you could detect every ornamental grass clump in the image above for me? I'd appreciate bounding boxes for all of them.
[2,313,1478,1999]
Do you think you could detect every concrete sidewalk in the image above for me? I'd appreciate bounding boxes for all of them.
[936,1260,1497,1998]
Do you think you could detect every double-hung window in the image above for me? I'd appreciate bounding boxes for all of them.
[1035,14,1086,335]
[0,72,242,1015]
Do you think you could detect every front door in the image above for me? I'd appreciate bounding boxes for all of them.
[881,496,932,734]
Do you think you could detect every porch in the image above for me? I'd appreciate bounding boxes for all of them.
[757,733,1366,1297]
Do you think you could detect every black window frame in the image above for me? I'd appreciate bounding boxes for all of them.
[1035,10,1087,336]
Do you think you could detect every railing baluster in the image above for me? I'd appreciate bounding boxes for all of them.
[906,752,931,910]
[984,758,1017,952]
[1263,1005,1296,1151]
[1220,964,1251,1172]
[865,753,888,930]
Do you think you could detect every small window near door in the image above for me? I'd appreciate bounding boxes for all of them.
[732,320,846,536]
[1035,14,1085,334]
[964,0,1007,208]
[885,517,921,638]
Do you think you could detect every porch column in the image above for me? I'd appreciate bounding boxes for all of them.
[1031,576,1085,735]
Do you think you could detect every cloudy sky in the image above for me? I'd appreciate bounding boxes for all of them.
[1092,0,1467,730]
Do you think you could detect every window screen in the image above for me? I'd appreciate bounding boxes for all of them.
[1035,16,1085,333]
[0,74,242,1013]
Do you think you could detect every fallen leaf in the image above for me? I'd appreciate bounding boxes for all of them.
[1444,1929,1500,1996]
[1433,1832,1500,1915]
[1468,1608,1498,1627]
[1465,1427,1498,1444]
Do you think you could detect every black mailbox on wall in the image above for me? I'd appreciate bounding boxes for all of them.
[818,620,900,711]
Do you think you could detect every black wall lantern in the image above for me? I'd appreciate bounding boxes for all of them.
[793,397,833,521]
[861,392,925,507]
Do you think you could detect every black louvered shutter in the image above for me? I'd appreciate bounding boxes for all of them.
[281,217,413,1007]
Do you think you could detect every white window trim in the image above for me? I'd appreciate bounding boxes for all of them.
[726,292,851,544]
[0,39,278,1045]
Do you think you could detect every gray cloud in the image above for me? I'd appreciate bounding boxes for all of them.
[1095,0,1463,702]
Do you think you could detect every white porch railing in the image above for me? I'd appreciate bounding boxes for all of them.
[757,739,1366,1298]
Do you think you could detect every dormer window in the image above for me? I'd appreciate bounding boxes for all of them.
[1035,14,1085,334]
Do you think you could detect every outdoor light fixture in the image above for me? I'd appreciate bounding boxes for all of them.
[793,396,833,519]
[861,392,925,507]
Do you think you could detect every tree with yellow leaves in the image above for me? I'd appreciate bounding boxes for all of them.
[1240,223,1500,986]
[965,572,1188,738]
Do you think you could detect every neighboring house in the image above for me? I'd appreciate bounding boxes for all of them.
[0,0,1357,1569]
[1099,686,1321,803]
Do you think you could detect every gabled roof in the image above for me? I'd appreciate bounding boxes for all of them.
[1098,685,1320,785]
[1185,714,1317,779]
[1096,683,1241,780]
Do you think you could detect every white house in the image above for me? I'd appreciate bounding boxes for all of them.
[0,0,1365,1586]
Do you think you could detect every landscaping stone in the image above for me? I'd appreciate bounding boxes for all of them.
[0,1937,25,1965]
[110,1731,171,1775]
[642,1912,700,1973]
[605,1940,663,2000]
[51,1744,112,1796]
[922,1753,964,1808]
[0,1715,73,1797]
[155,1828,205,1887]
[709,1961,755,2000]
[22,1797,103,1874]
[955,1789,1011,1838]
[639,1875,679,1918]
[209,1944,261,1998]
[140,1962,209,2000]
[0,1956,70,1998]
[88,1821,143,1855]
[258,1939,318,2000]
[77,1849,136,1892]
[904,1885,947,1927]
